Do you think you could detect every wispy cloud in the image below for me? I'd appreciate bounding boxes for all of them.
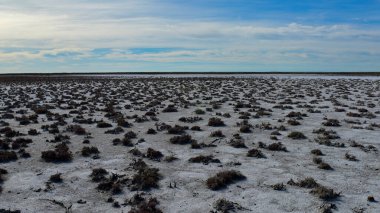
[0,0,380,72]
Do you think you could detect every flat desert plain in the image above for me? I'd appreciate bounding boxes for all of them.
[0,75,379,213]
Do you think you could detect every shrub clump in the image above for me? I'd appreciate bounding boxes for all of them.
[128,197,162,213]
[287,177,319,188]
[188,155,220,164]
[146,148,163,161]
[167,125,187,135]
[213,198,243,213]
[41,143,72,162]
[194,109,205,115]
[49,173,63,183]
[310,149,323,156]
[90,168,109,182]
[130,166,161,191]
[169,134,195,145]
[0,151,18,163]
[288,131,306,139]
[310,185,340,200]
[208,117,225,127]
[210,130,225,137]
[97,122,113,128]
[322,119,341,127]
[247,149,266,158]
[239,125,251,133]
[206,170,246,190]
[81,146,100,157]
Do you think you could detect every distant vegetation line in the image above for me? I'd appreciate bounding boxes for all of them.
[0,71,380,76]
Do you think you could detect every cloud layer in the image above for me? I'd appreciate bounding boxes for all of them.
[1,0,380,72]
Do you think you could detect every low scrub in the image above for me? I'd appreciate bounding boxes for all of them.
[206,170,246,190]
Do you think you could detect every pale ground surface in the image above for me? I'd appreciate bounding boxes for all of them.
[0,75,379,213]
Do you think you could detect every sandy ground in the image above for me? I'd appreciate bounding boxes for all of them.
[0,75,379,213]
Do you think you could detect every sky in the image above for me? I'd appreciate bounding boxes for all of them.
[1,0,380,73]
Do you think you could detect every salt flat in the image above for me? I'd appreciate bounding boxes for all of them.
[0,75,379,213]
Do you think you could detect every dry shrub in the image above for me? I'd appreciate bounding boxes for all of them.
[146,148,163,161]
[49,173,63,183]
[288,177,319,188]
[0,151,18,163]
[208,117,225,127]
[247,148,266,158]
[310,185,340,200]
[41,143,72,162]
[267,142,287,152]
[130,167,161,191]
[210,130,225,137]
[214,198,243,213]
[90,168,109,182]
[169,134,195,145]
[311,149,323,156]
[167,125,187,134]
[146,128,157,134]
[271,183,286,191]
[81,146,100,157]
[239,125,251,133]
[97,121,112,128]
[322,119,341,127]
[128,198,162,213]
[188,155,220,164]
[288,131,306,139]
[190,126,202,131]
[206,170,246,190]
[318,162,333,170]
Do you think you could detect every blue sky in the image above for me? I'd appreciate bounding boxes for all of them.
[0,0,380,73]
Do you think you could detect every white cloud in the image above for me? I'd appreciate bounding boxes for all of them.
[0,0,380,71]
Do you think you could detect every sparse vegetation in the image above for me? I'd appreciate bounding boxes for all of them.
[206,170,246,190]
[41,143,72,162]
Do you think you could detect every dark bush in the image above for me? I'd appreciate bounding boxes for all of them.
[271,183,286,191]
[81,146,100,157]
[162,105,177,113]
[239,125,251,133]
[288,131,306,139]
[208,117,225,127]
[194,109,205,115]
[206,170,246,190]
[190,126,202,131]
[188,155,220,164]
[214,198,242,213]
[125,131,137,139]
[129,198,162,213]
[310,149,323,156]
[41,143,72,162]
[146,148,163,161]
[267,142,287,152]
[105,127,124,134]
[210,130,225,137]
[90,168,108,182]
[169,134,195,145]
[287,119,300,126]
[167,125,187,135]
[318,162,333,170]
[147,128,157,134]
[0,151,18,163]
[97,122,112,128]
[323,119,341,127]
[49,173,63,183]
[28,129,39,136]
[310,185,340,200]
[130,167,161,191]
[287,177,319,188]
[247,149,266,158]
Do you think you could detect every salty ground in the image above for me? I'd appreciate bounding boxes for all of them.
[0,74,379,213]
